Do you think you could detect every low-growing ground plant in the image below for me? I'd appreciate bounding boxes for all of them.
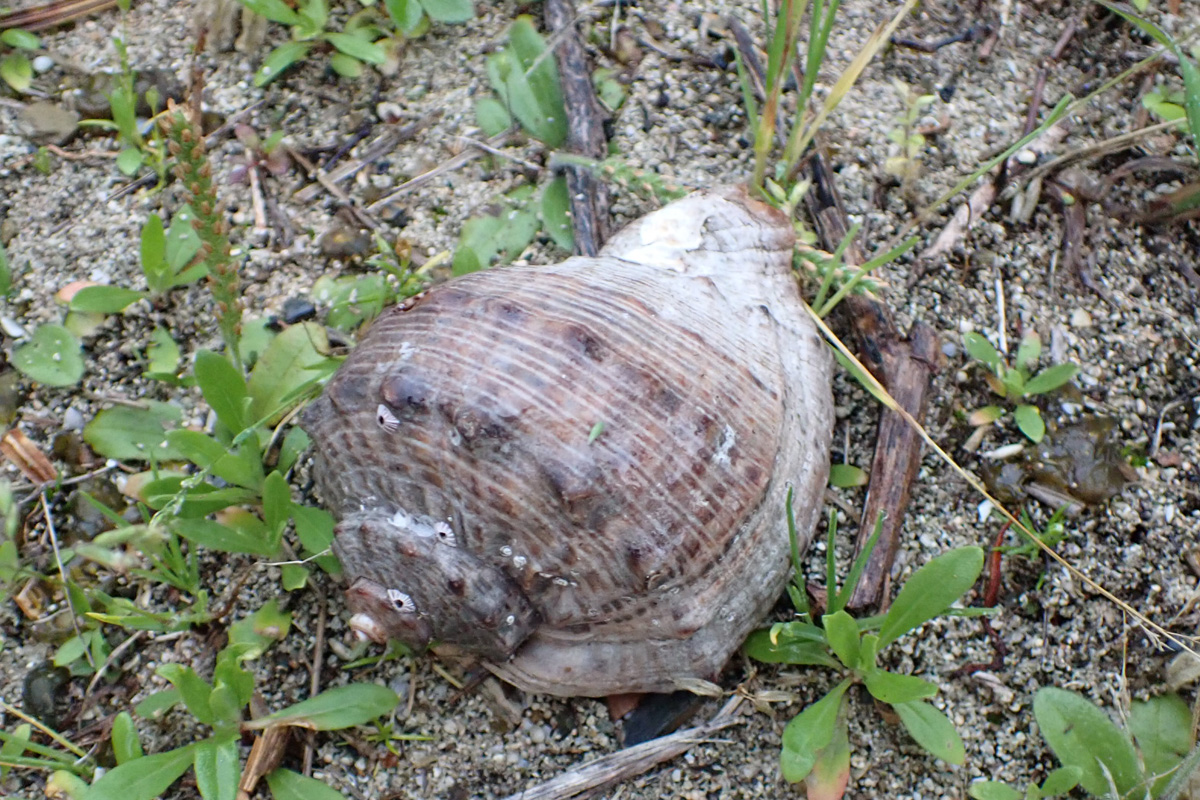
[0,27,40,93]
[746,495,986,795]
[962,330,1079,443]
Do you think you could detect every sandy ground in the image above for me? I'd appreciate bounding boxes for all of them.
[1,0,1198,798]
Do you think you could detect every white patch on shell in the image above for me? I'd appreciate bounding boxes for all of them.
[620,202,708,272]
[386,588,417,613]
[348,613,385,641]
[434,521,457,547]
[512,555,527,569]
[376,404,400,433]
[712,424,736,468]
[499,545,513,557]
[397,341,416,361]
[389,509,413,530]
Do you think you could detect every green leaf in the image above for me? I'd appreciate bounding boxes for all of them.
[0,240,11,296]
[328,51,364,79]
[277,427,310,475]
[1014,404,1045,443]
[173,516,278,558]
[134,689,181,719]
[228,599,292,659]
[0,723,32,780]
[1,53,33,93]
[291,503,340,574]
[453,214,503,275]
[384,0,424,34]
[862,670,938,704]
[12,324,84,386]
[83,401,185,460]
[805,708,850,800]
[116,147,144,176]
[821,610,860,670]
[156,663,215,726]
[146,327,181,381]
[111,712,143,765]
[194,350,250,434]
[1014,331,1041,371]
[878,547,982,650]
[967,781,1021,800]
[780,679,851,783]
[69,285,147,314]
[281,563,310,591]
[540,176,574,252]
[1039,766,1082,796]
[243,683,400,731]
[265,768,345,800]
[1129,693,1191,796]
[743,629,840,669]
[828,463,867,488]
[165,205,203,277]
[488,17,567,147]
[262,471,291,549]
[894,700,965,764]
[963,332,1001,368]
[166,430,263,490]
[83,744,194,800]
[325,32,386,64]
[247,322,332,425]
[1033,686,1143,798]
[418,0,474,23]
[475,97,513,137]
[238,0,300,24]
[140,214,168,292]
[1,29,41,49]
[1024,363,1078,395]
[254,41,312,87]
[193,734,239,800]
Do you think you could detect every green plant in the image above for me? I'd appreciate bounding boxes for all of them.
[313,234,429,331]
[0,27,40,93]
[969,687,1196,800]
[962,331,1079,443]
[884,78,936,197]
[476,15,567,147]
[10,323,86,387]
[746,495,986,794]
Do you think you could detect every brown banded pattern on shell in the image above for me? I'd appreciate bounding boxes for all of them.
[303,186,834,696]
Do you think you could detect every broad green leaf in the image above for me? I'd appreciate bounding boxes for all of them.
[83,401,185,461]
[193,734,239,800]
[1129,693,1191,796]
[173,514,277,557]
[475,97,513,137]
[805,706,850,800]
[743,629,840,669]
[156,663,215,726]
[140,213,168,292]
[146,327,181,381]
[878,546,983,650]
[894,700,965,764]
[962,332,1001,368]
[821,610,860,670]
[83,744,194,800]
[1014,332,1041,370]
[453,214,504,275]
[0,723,31,780]
[228,599,292,659]
[541,176,574,252]
[12,324,84,386]
[242,683,399,731]
[780,679,851,783]
[213,649,255,711]
[134,688,181,719]
[111,712,143,765]
[1014,404,1045,443]
[165,205,203,276]
[1,52,33,92]
[967,781,1021,800]
[419,0,474,23]
[277,426,310,475]
[1033,686,1143,798]
[325,32,386,64]
[328,51,364,79]
[262,471,291,548]
[828,463,867,488]
[265,768,345,800]
[166,430,263,490]
[1,29,41,49]
[238,0,300,24]
[291,503,340,574]
[506,17,567,145]
[68,285,146,314]
[254,41,312,87]
[247,322,332,424]
[116,147,143,176]
[1024,363,1079,395]
[384,0,424,33]
[281,563,310,591]
[862,670,938,704]
[194,350,250,434]
[1039,766,1082,796]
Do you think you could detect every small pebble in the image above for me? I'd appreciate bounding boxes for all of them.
[1070,308,1093,327]
[32,55,56,73]
[282,296,317,324]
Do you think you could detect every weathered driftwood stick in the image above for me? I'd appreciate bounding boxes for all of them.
[503,696,744,800]
[544,0,610,255]
[804,149,940,611]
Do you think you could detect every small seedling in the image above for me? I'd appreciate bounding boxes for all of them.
[476,15,567,147]
[454,181,575,273]
[963,331,1078,443]
[0,27,40,93]
[884,78,937,197]
[970,687,1196,800]
[239,0,390,85]
[746,493,986,795]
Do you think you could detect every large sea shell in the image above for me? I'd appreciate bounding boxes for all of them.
[302,186,834,696]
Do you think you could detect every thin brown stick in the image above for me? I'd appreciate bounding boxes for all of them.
[545,0,610,255]
[0,0,116,31]
[302,585,328,778]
